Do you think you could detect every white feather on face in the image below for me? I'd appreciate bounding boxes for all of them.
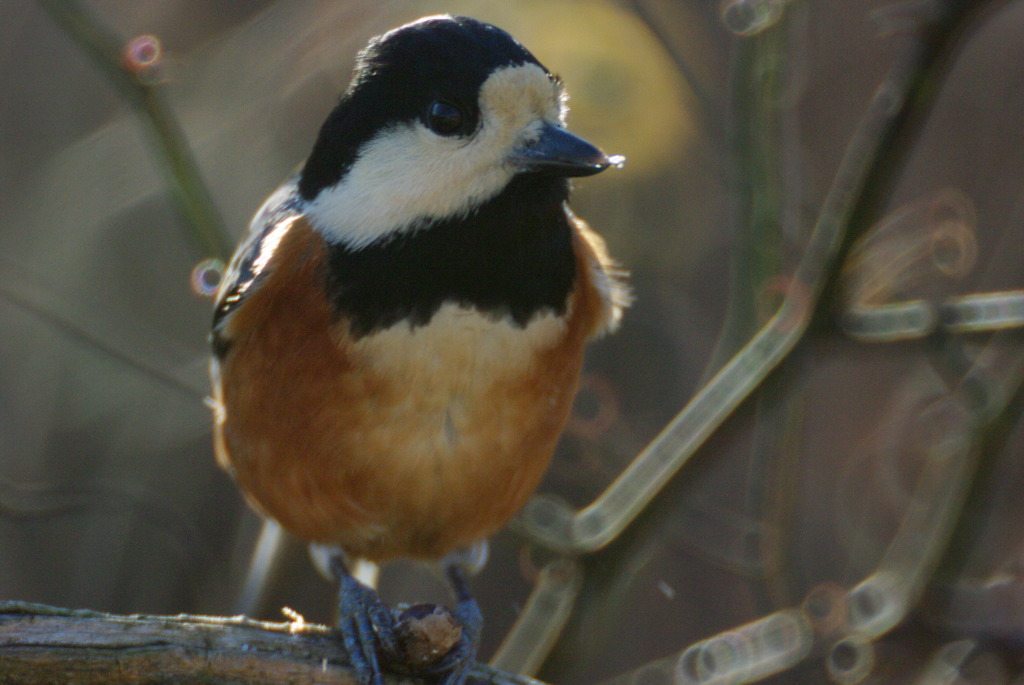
[304,63,567,250]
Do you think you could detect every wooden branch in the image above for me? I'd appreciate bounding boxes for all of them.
[0,601,361,684]
[0,601,544,685]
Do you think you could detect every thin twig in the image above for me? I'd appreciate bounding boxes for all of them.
[37,0,233,261]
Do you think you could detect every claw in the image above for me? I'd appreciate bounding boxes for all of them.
[333,557,395,685]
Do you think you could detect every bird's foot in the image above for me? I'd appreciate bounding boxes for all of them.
[334,562,396,685]
[331,557,482,685]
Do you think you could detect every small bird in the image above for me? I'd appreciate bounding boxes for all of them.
[210,14,629,685]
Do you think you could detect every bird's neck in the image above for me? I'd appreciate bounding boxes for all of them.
[322,175,576,337]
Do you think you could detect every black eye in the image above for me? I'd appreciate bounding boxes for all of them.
[426,100,465,136]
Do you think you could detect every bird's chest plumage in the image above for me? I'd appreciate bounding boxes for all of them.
[349,303,567,433]
[213,217,598,561]
[339,302,574,484]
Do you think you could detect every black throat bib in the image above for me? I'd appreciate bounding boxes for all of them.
[324,175,576,338]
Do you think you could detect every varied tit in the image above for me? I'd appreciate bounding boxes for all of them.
[209,14,629,685]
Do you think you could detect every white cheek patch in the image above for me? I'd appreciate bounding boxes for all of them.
[304,63,566,251]
[305,122,512,250]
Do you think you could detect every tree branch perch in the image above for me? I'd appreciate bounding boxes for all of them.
[0,601,543,685]
[0,600,360,684]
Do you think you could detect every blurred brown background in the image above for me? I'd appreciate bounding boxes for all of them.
[1,1,1022,683]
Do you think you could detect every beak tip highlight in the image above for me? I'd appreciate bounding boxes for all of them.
[606,154,627,170]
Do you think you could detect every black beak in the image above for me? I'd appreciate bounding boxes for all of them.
[510,123,620,178]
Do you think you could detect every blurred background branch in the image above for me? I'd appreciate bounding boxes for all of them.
[37,0,232,261]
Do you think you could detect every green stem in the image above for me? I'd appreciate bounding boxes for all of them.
[704,12,789,377]
[38,0,233,261]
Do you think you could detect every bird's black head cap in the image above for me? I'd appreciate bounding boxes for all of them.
[298,15,548,201]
